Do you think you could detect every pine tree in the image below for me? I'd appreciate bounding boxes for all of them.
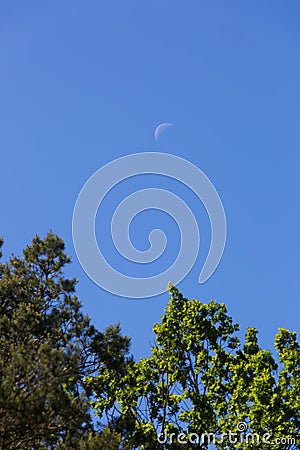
[0,232,130,449]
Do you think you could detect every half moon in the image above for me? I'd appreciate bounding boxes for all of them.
[154,122,173,141]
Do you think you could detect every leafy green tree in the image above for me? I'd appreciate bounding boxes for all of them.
[220,327,300,449]
[1,231,299,449]
[87,285,300,449]
[0,232,130,450]
[87,285,240,449]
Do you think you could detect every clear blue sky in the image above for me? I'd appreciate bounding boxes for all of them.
[1,1,300,357]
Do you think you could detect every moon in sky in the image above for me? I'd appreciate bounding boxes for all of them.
[154,122,173,141]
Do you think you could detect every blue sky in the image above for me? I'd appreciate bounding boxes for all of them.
[1,1,300,358]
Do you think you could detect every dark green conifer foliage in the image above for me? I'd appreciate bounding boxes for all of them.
[0,232,129,450]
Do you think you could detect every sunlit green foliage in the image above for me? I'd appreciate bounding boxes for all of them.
[87,285,300,449]
[1,233,299,449]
